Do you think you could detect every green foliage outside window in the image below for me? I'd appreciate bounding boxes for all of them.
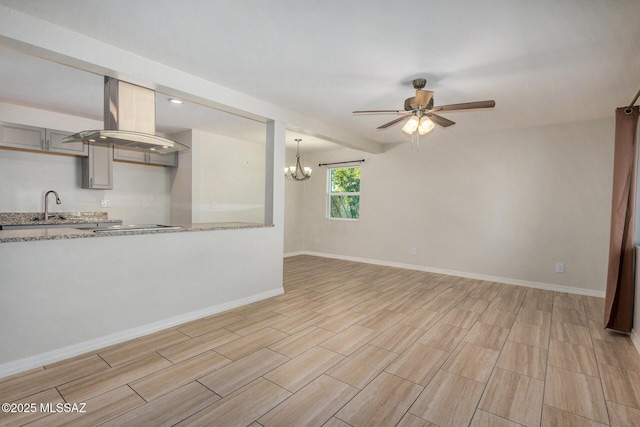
[329,167,360,219]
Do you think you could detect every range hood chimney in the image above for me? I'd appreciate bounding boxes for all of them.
[64,77,188,153]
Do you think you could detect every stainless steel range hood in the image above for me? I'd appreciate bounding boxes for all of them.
[63,77,188,154]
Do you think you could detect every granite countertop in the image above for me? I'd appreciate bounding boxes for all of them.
[0,222,274,243]
[0,212,122,226]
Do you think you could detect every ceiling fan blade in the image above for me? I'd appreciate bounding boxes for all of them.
[431,100,496,112]
[353,110,405,115]
[377,115,410,130]
[426,112,456,128]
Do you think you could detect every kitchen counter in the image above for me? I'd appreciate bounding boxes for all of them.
[0,211,122,227]
[0,222,274,243]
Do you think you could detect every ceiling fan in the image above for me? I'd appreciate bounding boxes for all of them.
[353,78,495,144]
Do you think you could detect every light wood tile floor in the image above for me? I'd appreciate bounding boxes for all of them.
[2,255,640,426]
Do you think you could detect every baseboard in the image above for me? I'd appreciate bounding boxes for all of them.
[294,251,606,298]
[631,329,640,354]
[0,287,283,379]
[284,251,307,258]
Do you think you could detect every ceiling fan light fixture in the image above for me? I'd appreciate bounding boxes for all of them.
[418,117,435,135]
[402,116,420,134]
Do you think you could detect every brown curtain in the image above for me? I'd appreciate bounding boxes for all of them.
[605,105,639,332]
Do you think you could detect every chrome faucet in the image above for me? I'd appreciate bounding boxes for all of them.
[44,190,61,221]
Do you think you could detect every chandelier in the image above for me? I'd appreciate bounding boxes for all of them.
[285,139,312,181]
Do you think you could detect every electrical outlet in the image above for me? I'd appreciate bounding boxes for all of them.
[314,237,319,245]
[100,199,111,208]
[142,199,149,208]
[411,247,417,256]
[556,262,565,273]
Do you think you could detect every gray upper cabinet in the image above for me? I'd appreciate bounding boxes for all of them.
[0,122,87,156]
[114,146,177,167]
[0,122,45,150]
[46,128,88,155]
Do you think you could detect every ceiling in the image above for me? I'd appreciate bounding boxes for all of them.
[0,1,639,152]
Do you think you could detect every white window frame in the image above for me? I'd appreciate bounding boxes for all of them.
[327,166,360,221]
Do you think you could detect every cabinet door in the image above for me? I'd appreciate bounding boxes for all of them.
[46,129,87,155]
[148,151,178,167]
[82,143,113,189]
[0,122,45,150]
[113,146,146,163]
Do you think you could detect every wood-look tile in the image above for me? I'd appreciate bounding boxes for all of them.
[544,365,609,424]
[496,340,547,381]
[541,404,608,427]
[385,342,449,386]
[508,321,550,349]
[224,312,291,336]
[497,286,527,301]
[588,320,634,344]
[487,296,522,313]
[198,348,288,397]
[554,296,584,311]
[515,307,552,327]
[323,417,352,427]
[176,312,245,337]
[213,327,288,360]
[607,400,640,426]
[268,326,335,358]
[397,413,439,426]
[57,352,173,402]
[593,339,640,372]
[313,298,358,316]
[457,296,491,313]
[0,354,110,403]
[315,309,369,333]
[271,310,327,334]
[369,323,424,353]
[259,375,358,427]
[550,321,593,347]
[417,322,468,352]
[349,294,393,313]
[478,367,544,427]
[582,296,604,322]
[599,363,640,409]
[320,324,379,356]
[463,321,510,351]
[326,345,397,389]
[442,341,500,383]
[469,410,524,426]
[421,296,458,313]
[100,382,219,427]
[264,346,343,392]
[336,371,423,426]
[386,293,429,314]
[0,388,64,427]
[409,370,485,427]
[552,306,588,326]
[357,309,407,331]
[438,308,481,329]
[399,308,441,330]
[158,328,240,363]
[175,378,291,426]
[98,329,189,366]
[26,386,145,427]
[548,339,598,377]
[477,308,517,328]
[272,299,325,317]
[521,291,554,312]
[129,350,231,401]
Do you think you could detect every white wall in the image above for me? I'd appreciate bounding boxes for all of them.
[0,227,284,376]
[286,118,614,295]
[193,131,265,223]
[283,147,306,253]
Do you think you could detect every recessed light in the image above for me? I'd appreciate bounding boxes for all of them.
[168,98,183,104]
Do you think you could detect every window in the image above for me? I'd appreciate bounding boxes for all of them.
[328,166,360,219]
